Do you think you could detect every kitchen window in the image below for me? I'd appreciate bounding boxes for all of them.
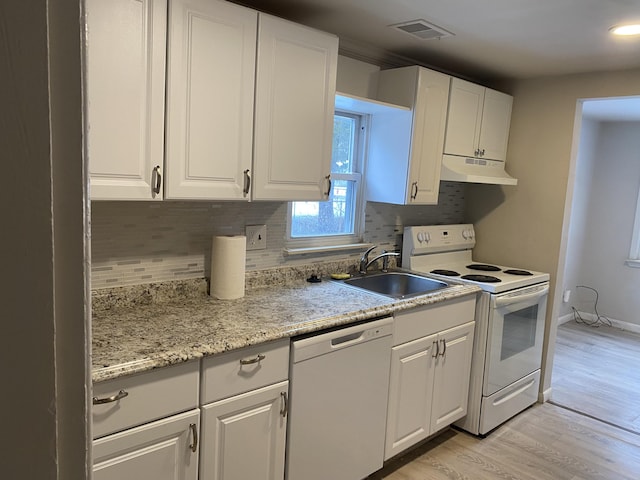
[286,112,366,250]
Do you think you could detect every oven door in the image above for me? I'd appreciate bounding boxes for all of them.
[483,282,549,396]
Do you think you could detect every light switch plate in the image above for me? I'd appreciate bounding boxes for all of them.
[246,224,267,250]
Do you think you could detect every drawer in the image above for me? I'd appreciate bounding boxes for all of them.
[393,296,476,346]
[201,339,289,404]
[92,360,199,439]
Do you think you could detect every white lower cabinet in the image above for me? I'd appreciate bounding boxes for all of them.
[385,298,475,460]
[93,409,200,480]
[200,381,288,480]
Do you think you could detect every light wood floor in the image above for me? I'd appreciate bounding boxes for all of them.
[372,403,640,480]
[368,321,640,479]
[551,320,640,434]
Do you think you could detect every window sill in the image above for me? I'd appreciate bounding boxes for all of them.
[625,259,640,268]
[283,243,372,256]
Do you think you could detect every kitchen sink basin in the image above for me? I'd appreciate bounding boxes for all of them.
[341,272,448,299]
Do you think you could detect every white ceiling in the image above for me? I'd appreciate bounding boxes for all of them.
[238,0,640,82]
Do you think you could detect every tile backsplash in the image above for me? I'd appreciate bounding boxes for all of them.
[90,182,464,289]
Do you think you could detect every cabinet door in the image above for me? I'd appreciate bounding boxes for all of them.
[443,78,484,158]
[165,0,256,200]
[384,334,437,460]
[200,381,288,480]
[407,68,450,204]
[93,409,199,480]
[253,14,338,201]
[430,322,475,434]
[86,0,166,200]
[478,88,513,161]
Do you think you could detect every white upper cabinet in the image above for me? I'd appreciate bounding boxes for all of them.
[165,0,256,200]
[86,0,167,200]
[444,78,513,161]
[368,66,451,205]
[253,14,338,201]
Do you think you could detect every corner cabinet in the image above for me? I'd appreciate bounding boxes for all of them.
[367,66,451,205]
[164,0,256,200]
[385,297,475,460]
[444,78,513,162]
[92,361,200,480]
[252,15,338,201]
[85,0,167,200]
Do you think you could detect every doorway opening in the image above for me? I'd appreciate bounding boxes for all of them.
[550,96,640,435]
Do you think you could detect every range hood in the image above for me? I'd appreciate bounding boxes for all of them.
[440,154,518,185]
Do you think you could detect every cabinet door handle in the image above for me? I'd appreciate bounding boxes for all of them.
[92,389,128,405]
[280,391,288,418]
[325,174,332,197]
[240,353,265,365]
[189,423,198,453]
[432,340,439,358]
[480,149,485,157]
[440,339,447,356]
[411,181,418,200]
[243,169,251,197]
[152,165,162,195]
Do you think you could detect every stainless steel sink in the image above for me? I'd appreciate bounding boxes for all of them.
[341,272,448,299]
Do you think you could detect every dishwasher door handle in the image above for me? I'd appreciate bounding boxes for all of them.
[292,316,393,363]
[331,331,364,347]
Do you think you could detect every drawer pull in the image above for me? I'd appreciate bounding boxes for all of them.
[189,423,198,453]
[240,354,265,366]
[92,389,128,405]
[440,339,447,356]
[280,391,288,418]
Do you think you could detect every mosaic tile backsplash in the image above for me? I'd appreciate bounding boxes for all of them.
[90,182,465,289]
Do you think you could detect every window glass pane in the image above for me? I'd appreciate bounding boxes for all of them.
[291,180,356,237]
[331,115,355,174]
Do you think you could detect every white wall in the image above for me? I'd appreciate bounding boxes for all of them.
[561,118,599,318]
[465,68,640,396]
[0,0,89,478]
[564,121,640,325]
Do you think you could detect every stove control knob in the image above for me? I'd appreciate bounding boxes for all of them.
[417,232,425,243]
[424,232,431,243]
[462,229,473,240]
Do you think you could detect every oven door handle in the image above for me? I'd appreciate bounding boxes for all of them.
[495,285,549,308]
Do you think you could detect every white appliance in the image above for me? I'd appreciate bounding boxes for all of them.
[402,224,549,435]
[286,317,393,480]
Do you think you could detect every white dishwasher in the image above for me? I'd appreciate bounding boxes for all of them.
[286,316,393,480]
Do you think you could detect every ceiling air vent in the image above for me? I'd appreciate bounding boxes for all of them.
[390,19,454,40]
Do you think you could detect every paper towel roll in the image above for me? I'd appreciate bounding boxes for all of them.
[210,235,246,299]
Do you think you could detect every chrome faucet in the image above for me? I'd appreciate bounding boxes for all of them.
[359,246,400,274]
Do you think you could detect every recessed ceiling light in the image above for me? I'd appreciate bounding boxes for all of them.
[609,24,640,36]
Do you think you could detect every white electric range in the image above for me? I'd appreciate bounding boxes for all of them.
[403,224,550,436]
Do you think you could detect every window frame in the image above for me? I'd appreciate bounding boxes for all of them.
[286,111,367,250]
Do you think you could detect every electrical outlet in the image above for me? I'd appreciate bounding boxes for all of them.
[563,289,571,303]
[246,224,267,251]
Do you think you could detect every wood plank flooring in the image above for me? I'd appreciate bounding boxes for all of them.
[367,321,640,479]
[371,403,640,480]
[551,320,640,434]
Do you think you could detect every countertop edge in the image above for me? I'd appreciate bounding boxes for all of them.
[92,284,480,384]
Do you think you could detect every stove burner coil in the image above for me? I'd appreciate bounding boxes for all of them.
[504,269,533,276]
[430,269,460,276]
[466,264,501,272]
[461,274,502,283]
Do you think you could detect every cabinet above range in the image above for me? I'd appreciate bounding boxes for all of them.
[86,0,337,202]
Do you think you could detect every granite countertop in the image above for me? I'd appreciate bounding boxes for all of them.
[92,268,480,383]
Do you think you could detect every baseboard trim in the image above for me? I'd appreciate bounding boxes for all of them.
[540,387,552,403]
[557,313,573,325]
[560,311,640,334]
